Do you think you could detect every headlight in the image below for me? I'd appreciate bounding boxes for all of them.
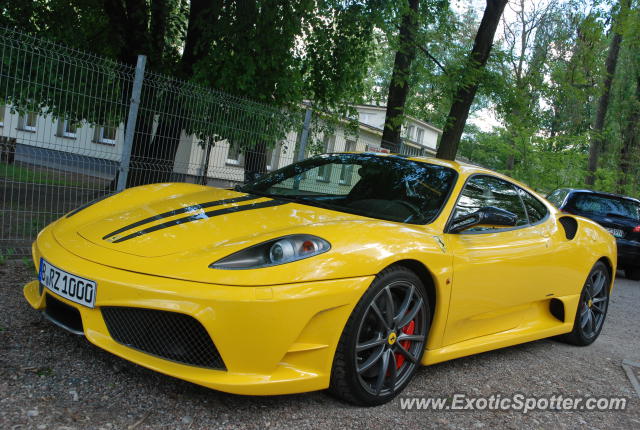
[210,235,331,270]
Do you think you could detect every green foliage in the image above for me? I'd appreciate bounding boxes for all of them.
[2,0,640,195]
[1,0,382,167]
[22,257,36,272]
[0,248,16,265]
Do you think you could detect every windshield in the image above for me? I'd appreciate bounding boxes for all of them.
[570,193,640,221]
[238,153,457,224]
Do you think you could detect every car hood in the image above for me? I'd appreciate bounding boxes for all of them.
[49,183,441,285]
[55,186,361,258]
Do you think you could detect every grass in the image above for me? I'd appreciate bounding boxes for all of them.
[36,367,54,377]
[0,248,16,265]
[0,162,83,186]
[22,257,35,273]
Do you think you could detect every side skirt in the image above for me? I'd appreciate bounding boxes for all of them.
[422,294,580,366]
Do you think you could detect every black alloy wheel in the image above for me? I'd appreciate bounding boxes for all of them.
[329,266,430,406]
[560,261,610,346]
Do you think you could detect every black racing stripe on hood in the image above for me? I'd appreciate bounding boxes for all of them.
[103,194,259,240]
[110,199,289,243]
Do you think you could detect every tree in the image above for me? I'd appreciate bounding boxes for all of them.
[617,74,640,191]
[1,0,380,185]
[380,0,420,150]
[362,0,457,130]
[497,0,556,171]
[436,0,508,161]
[585,0,629,186]
[615,3,640,192]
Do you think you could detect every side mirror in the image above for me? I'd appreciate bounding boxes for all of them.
[448,206,518,233]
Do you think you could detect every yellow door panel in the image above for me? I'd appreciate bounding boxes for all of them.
[443,225,554,345]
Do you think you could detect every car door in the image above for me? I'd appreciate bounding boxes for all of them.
[442,175,553,346]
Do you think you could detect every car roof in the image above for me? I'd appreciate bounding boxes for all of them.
[343,151,494,175]
[349,151,521,183]
[327,152,549,199]
[561,188,640,204]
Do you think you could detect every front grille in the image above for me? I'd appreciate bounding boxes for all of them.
[101,307,225,370]
[44,294,84,335]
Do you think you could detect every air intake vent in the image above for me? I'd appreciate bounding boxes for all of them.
[102,307,225,370]
[558,216,578,240]
[44,294,84,335]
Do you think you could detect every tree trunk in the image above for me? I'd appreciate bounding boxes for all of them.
[585,0,627,186]
[102,0,151,66]
[381,0,419,151]
[617,74,640,192]
[436,0,508,161]
[126,113,184,187]
[103,0,223,189]
[179,0,223,78]
[150,0,169,67]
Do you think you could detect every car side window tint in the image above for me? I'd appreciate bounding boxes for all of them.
[453,175,528,230]
[518,188,548,224]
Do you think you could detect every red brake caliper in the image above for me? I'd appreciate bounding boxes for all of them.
[395,320,415,369]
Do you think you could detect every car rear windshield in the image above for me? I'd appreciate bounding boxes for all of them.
[238,153,457,224]
[570,193,640,221]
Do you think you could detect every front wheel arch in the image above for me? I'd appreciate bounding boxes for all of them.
[384,260,436,325]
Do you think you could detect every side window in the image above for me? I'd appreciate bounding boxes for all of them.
[546,189,568,207]
[453,175,528,230]
[518,188,549,224]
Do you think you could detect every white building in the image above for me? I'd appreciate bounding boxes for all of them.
[0,103,441,185]
[174,104,442,186]
[0,105,123,178]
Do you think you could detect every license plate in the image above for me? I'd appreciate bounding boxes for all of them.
[39,258,97,308]
[606,228,624,238]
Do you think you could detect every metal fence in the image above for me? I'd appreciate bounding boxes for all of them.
[0,27,437,257]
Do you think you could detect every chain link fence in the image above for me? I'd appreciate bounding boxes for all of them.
[0,27,439,257]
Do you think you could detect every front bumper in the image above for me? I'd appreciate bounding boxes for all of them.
[24,227,373,395]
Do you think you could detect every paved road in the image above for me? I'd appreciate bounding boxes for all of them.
[1,263,638,429]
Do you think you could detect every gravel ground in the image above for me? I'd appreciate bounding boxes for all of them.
[1,260,639,430]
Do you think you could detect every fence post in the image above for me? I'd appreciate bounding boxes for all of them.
[296,105,313,162]
[117,55,147,191]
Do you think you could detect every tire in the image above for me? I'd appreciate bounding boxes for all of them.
[624,266,640,281]
[328,265,430,406]
[559,261,610,346]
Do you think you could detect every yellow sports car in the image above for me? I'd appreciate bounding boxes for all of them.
[23,153,616,405]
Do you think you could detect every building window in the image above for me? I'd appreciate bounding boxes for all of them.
[0,105,5,127]
[95,125,117,145]
[416,128,424,144]
[316,135,335,182]
[226,142,242,165]
[58,120,78,138]
[339,140,356,185]
[19,112,37,132]
[406,125,415,140]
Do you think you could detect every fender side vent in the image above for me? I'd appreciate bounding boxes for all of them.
[558,216,578,240]
[549,298,565,322]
